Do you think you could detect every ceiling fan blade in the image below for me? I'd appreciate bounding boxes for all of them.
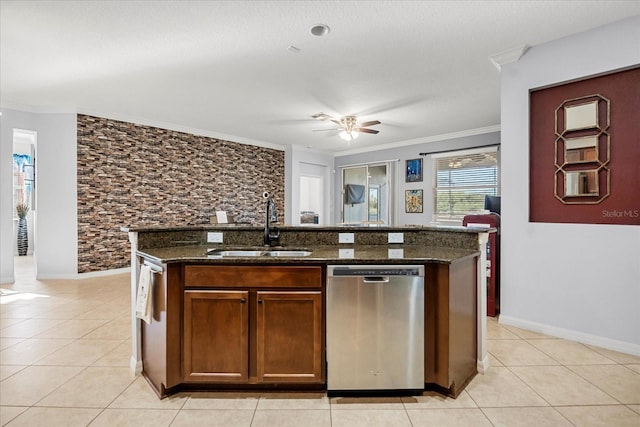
[357,128,380,134]
[354,95,427,117]
[330,119,343,126]
[358,120,381,127]
[312,128,340,132]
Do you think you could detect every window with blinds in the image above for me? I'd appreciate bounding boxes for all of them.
[433,148,499,220]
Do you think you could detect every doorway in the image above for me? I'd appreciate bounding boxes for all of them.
[341,162,393,225]
[298,162,329,226]
[12,129,37,273]
[299,175,322,224]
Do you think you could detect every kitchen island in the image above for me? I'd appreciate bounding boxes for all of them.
[123,225,492,398]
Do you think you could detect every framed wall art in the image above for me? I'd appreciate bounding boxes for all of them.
[405,158,423,182]
[405,189,423,213]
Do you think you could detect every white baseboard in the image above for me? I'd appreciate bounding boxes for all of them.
[35,274,76,280]
[77,267,131,279]
[37,267,131,281]
[499,314,640,357]
[130,356,143,376]
[477,354,490,374]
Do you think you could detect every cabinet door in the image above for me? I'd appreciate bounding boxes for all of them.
[256,291,324,383]
[183,290,249,382]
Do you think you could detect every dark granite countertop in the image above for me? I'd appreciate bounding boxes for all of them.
[123,224,490,234]
[138,244,479,265]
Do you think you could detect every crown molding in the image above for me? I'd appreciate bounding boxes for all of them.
[0,101,76,114]
[334,124,501,157]
[2,103,499,157]
[489,44,529,71]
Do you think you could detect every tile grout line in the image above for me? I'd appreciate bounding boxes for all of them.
[488,322,580,426]
[504,336,632,415]
[563,363,636,406]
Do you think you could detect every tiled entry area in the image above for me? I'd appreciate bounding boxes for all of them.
[1,256,639,426]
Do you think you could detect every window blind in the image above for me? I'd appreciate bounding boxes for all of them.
[434,149,499,219]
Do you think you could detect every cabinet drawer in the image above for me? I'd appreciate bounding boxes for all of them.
[184,265,322,289]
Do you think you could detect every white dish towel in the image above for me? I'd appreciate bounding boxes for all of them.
[135,264,153,324]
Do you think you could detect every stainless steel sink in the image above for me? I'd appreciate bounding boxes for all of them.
[210,250,265,257]
[264,250,312,257]
[207,248,311,257]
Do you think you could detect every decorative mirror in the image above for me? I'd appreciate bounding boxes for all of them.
[564,101,598,131]
[554,94,610,204]
[565,136,598,163]
[564,170,598,196]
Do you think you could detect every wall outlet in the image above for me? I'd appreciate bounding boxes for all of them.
[207,232,224,243]
[388,248,404,259]
[338,233,355,244]
[388,232,404,244]
[339,248,355,258]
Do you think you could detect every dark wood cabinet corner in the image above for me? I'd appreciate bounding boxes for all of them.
[141,263,325,395]
[424,256,478,397]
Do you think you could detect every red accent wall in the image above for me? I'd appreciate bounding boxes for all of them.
[529,67,640,225]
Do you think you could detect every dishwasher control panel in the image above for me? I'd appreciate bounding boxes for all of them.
[328,265,424,277]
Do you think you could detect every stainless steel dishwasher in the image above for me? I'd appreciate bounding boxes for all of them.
[326,265,424,394]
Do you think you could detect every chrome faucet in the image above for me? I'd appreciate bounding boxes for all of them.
[264,197,280,246]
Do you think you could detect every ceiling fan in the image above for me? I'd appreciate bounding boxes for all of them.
[311,113,381,142]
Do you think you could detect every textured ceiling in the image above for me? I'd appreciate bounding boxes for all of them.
[1,1,638,154]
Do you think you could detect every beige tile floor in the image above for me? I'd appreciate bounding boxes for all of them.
[1,256,639,426]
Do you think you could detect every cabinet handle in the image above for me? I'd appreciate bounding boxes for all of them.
[258,300,263,304]
[240,298,246,303]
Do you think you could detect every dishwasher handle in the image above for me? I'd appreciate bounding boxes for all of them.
[362,276,390,283]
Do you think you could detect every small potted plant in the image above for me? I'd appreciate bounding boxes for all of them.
[16,202,29,256]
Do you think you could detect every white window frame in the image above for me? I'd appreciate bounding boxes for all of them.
[432,146,500,222]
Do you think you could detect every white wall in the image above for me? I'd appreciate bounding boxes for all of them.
[34,114,78,278]
[500,16,640,354]
[0,109,77,282]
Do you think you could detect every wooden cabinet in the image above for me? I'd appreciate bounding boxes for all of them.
[184,265,321,288]
[424,256,478,397]
[182,265,325,386]
[139,255,479,399]
[183,290,249,382]
[139,261,182,397]
[256,291,323,383]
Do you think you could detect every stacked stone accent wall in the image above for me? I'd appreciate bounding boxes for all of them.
[77,114,284,273]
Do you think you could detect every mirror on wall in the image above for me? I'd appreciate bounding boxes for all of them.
[564,170,599,197]
[565,136,598,163]
[554,94,610,205]
[564,100,599,131]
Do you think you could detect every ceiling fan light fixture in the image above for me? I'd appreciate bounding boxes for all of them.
[339,130,359,141]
